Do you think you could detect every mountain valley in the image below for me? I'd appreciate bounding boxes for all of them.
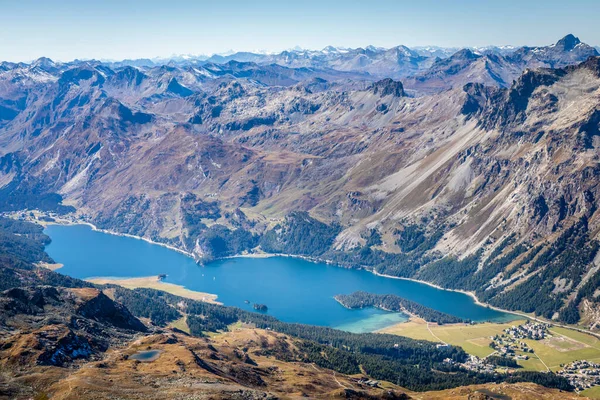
[2,31,600,398]
[2,34,600,327]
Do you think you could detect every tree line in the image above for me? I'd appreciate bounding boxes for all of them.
[334,291,465,324]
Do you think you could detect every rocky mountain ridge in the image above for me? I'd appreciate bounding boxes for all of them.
[93,34,598,82]
[0,35,600,327]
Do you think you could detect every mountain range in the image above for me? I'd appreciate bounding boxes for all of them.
[99,34,597,81]
[1,34,600,330]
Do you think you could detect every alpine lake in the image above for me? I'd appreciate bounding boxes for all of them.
[44,224,519,333]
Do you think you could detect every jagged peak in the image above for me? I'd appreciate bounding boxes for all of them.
[555,34,581,51]
[111,65,147,86]
[469,66,568,129]
[388,45,420,58]
[452,48,481,60]
[460,82,497,115]
[166,77,194,97]
[31,57,56,68]
[322,45,340,53]
[215,80,246,99]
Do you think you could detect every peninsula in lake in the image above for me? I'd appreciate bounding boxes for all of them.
[334,291,466,324]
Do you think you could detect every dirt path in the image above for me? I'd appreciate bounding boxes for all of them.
[311,363,354,390]
[426,322,447,345]
[534,351,551,372]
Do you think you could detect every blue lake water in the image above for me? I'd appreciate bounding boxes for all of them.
[44,224,519,332]
[130,350,162,362]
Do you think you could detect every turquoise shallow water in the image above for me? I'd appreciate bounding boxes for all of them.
[334,311,409,333]
[44,224,519,332]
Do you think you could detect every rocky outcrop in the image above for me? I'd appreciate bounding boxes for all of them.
[475,68,565,129]
[370,78,405,97]
[109,65,147,87]
[1,286,146,330]
[166,78,193,97]
[11,324,94,367]
[58,66,105,87]
[75,289,147,332]
[460,83,498,115]
[0,286,149,371]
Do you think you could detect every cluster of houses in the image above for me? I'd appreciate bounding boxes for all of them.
[452,354,600,392]
[440,321,600,393]
[503,322,549,340]
[558,361,600,391]
[489,334,533,357]
[356,378,379,388]
[485,322,550,361]
[445,355,496,374]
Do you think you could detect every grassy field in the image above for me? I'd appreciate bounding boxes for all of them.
[379,318,526,358]
[379,318,600,372]
[582,385,600,399]
[525,327,600,371]
[169,316,191,334]
[551,327,600,348]
[516,355,548,372]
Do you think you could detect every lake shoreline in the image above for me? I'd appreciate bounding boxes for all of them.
[369,270,520,320]
[37,215,523,323]
[334,295,414,319]
[38,216,196,258]
[32,213,591,334]
[36,261,64,271]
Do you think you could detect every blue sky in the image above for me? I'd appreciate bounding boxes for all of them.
[1,0,599,62]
